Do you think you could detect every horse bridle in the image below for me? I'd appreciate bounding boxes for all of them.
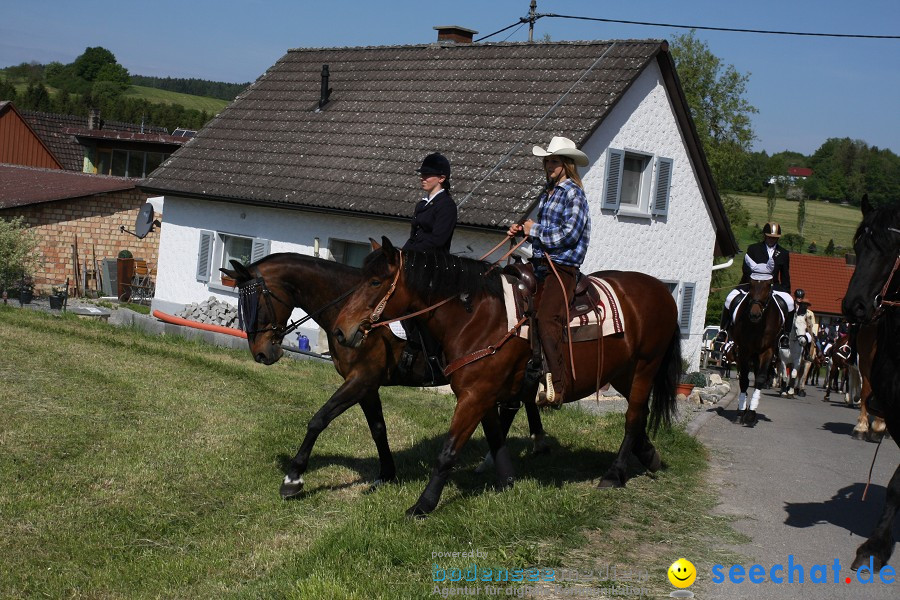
[237,268,356,338]
[866,226,900,319]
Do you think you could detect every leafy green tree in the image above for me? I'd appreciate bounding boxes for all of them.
[824,239,835,256]
[21,82,52,112]
[0,77,17,102]
[73,46,118,82]
[766,183,776,221]
[722,194,749,230]
[670,30,757,191]
[95,63,130,90]
[0,217,41,294]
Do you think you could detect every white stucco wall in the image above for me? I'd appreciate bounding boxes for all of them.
[154,61,716,368]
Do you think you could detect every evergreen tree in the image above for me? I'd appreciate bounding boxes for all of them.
[766,183,776,221]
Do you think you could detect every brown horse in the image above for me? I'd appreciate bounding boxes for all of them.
[842,195,900,571]
[728,279,782,426]
[824,333,852,400]
[220,253,547,499]
[333,238,681,517]
[847,323,886,441]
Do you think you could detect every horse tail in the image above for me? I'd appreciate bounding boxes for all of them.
[649,326,681,435]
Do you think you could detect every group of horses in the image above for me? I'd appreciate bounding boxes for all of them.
[221,198,899,570]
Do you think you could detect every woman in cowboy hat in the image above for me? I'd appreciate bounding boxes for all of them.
[508,136,591,406]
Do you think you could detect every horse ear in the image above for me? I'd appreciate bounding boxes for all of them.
[222,259,252,282]
[369,238,381,251]
[381,236,394,252]
[861,194,872,216]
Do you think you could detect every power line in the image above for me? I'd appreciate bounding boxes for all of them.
[476,13,900,42]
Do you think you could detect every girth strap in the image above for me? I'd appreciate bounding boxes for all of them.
[442,316,527,377]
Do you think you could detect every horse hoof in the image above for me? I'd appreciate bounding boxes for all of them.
[851,429,868,441]
[280,475,305,499]
[365,477,397,494]
[531,434,551,455]
[797,390,806,397]
[852,551,886,572]
[475,452,494,474]
[598,474,625,488]
[405,503,432,519]
[647,450,662,473]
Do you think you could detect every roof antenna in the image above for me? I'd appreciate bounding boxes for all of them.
[318,64,332,110]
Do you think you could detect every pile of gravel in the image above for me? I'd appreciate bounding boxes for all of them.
[177,296,238,328]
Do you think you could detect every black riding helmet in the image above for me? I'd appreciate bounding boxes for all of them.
[416,153,451,178]
[795,288,805,299]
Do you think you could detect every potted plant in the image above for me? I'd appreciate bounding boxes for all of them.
[49,283,67,310]
[677,371,707,396]
[17,275,34,304]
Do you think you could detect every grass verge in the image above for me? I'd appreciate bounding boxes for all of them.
[0,307,741,598]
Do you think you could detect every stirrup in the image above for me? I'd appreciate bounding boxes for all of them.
[537,373,561,408]
[397,347,417,376]
[779,334,789,349]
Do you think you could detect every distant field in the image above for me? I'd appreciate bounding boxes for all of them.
[123,85,229,114]
[733,193,861,253]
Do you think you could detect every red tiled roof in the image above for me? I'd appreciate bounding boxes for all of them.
[0,164,135,209]
[787,166,812,177]
[791,253,855,316]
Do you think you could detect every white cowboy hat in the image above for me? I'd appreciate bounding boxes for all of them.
[532,136,589,167]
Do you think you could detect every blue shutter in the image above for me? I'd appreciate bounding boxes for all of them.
[602,148,625,211]
[251,238,270,263]
[652,157,673,217]
[196,230,214,282]
[680,282,696,335]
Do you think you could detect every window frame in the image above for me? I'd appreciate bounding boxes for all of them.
[602,148,674,218]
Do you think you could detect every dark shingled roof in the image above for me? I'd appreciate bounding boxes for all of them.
[0,164,135,209]
[20,109,169,172]
[141,39,737,254]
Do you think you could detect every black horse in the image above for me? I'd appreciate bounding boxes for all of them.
[842,195,900,571]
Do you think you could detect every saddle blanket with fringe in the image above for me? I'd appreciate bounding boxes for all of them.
[502,274,625,341]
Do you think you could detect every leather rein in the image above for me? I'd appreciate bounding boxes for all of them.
[359,237,531,376]
[237,268,356,338]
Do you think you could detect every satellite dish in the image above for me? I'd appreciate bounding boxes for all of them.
[120,202,161,239]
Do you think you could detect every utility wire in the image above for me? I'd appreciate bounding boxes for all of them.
[476,13,900,42]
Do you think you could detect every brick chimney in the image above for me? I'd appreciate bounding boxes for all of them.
[434,25,478,44]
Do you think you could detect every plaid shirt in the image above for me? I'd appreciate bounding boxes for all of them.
[530,179,591,267]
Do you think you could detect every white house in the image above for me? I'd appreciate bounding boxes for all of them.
[141,33,738,368]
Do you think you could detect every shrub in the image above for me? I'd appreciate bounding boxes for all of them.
[118,249,133,259]
[681,372,708,387]
[0,217,41,291]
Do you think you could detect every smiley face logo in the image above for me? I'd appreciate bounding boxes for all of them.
[668,558,697,588]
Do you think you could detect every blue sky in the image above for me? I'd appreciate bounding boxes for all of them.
[2,0,898,155]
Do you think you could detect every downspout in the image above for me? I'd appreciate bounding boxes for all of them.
[711,258,734,272]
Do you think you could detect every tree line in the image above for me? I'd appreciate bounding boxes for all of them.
[0,47,244,132]
[129,75,248,101]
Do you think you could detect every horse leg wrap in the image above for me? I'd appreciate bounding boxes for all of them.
[738,392,747,411]
[750,389,761,411]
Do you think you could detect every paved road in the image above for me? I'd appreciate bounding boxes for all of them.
[692,378,899,599]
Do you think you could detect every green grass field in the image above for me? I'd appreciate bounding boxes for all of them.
[0,307,742,598]
[123,85,230,114]
[733,193,861,253]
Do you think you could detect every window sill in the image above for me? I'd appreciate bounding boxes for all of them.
[208,282,239,294]
[615,207,652,220]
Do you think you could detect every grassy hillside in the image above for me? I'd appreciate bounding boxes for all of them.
[123,85,229,114]
[706,193,863,324]
[734,193,861,252]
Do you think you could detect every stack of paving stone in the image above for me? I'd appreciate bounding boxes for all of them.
[176,297,238,328]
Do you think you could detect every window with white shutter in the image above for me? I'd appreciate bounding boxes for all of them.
[602,149,624,211]
[651,157,673,217]
[679,282,696,336]
[196,230,214,282]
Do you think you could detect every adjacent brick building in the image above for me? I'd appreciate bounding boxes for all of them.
[0,164,160,294]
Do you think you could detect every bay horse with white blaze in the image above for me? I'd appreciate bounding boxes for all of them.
[220,253,547,499]
[333,238,681,517]
[842,196,900,571]
[729,279,783,425]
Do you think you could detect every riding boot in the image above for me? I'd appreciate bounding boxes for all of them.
[397,340,420,380]
[718,306,731,342]
[779,311,794,349]
[536,324,568,408]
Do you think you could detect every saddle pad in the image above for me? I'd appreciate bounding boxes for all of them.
[502,274,625,340]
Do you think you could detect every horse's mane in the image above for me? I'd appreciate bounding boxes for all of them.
[363,249,503,302]
[853,203,900,253]
[250,252,360,277]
